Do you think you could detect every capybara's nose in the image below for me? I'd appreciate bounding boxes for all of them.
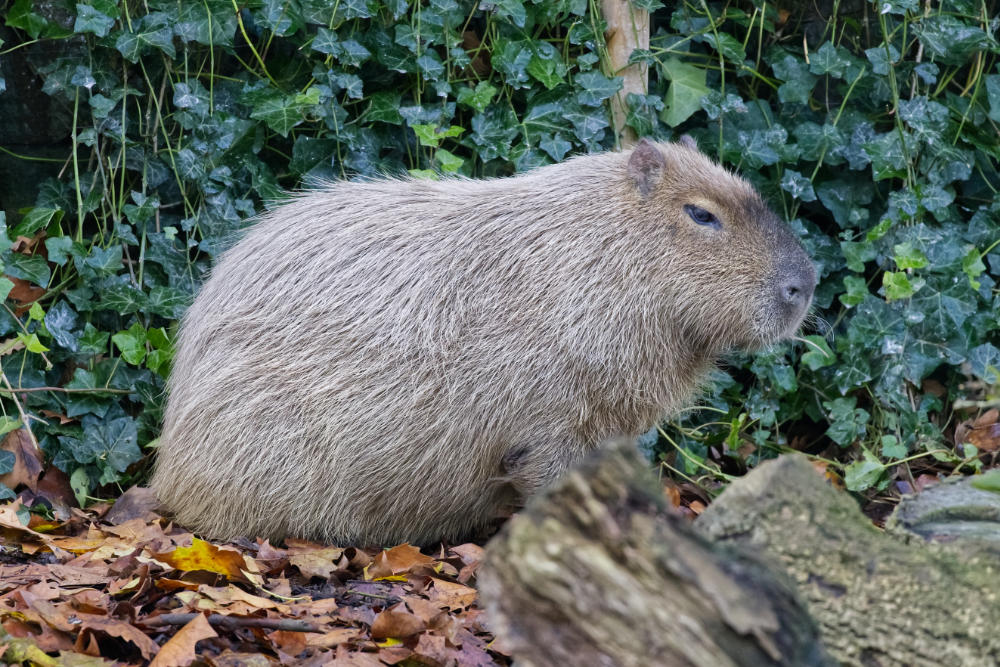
[779,266,815,312]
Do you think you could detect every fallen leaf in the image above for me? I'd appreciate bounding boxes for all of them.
[104,486,163,525]
[269,628,307,657]
[287,545,345,580]
[76,613,160,660]
[370,603,426,639]
[305,627,361,649]
[151,538,256,582]
[6,276,46,306]
[0,429,43,492]
[427,578,477,610]
[368,544,435,579]
[148,613,217,667]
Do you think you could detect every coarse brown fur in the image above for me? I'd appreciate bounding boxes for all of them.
[151,139,815,546]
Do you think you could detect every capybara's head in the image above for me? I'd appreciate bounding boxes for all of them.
[626,137,816,350]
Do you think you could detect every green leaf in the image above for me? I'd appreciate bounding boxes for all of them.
[0,451,14,477]
[45,237,74,266]
[824,396,870,447]
[70,467,91,506]
[78,323,110,356]
[84,415,140,473]
[986,75,1000,123]
[800,335,835,370]
[250,93,306,137]
[18,332,50,354]
[44,301,80,352]
[703,32,745,62]
[74,3,115,37]
[456,81,496,113]
[574,71,622,107]
[0,418,22,439]
[5,254,50,288]
[12,207,63,239]
[780,170,816,202]
[434,148,464,173]
[844,454,885,492]
[880,435,907,460]
[771,54,817,104]
[6,0,49,39]
[882,271,918,300]
[914,15,998,66]
[961,247,986,290]
[0,277,13,301]
[893,242,928,270]
[659,58,709,127]
[112,322,147,366]
[839,275,868,307]
[528,55,564,90]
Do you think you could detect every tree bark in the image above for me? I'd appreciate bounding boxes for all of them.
[600,0,649,147]
[479,441,832,667]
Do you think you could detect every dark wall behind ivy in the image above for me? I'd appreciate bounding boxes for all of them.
[0,0,997,503]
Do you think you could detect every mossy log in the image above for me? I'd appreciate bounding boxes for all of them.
[480,441,1000,666]
[698,456,1000,666]
[478,441,832,667]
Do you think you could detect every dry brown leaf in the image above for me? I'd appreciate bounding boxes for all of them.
[427,578,477,611]
[269,628,307,657]
[6,276,46,307]
[370,603,427,639]
[368,543,436,579]
[305,627,361,649]
[287,545,345,579]
[104,486,162,525]
[974,409,999,428]
[148,613,217,667]
[198,584,291,614]
[0,429,43,492]
[76,613,160,660]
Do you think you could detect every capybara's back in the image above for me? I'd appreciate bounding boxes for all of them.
[152,139,815,545]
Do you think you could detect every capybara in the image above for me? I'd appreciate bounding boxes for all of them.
[151,138,815,545]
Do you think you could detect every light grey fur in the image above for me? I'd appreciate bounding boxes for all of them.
[151,140,815,546]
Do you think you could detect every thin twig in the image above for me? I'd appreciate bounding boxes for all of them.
[0,386,130,395]
[142,613,322,633]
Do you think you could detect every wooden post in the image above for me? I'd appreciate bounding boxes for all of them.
[601,0,649,148]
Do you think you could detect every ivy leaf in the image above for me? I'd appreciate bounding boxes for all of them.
[801,335,835,370]
[77,415,141,475]
[893,242,928,270]
[771,54,817,104]
[883,271,920,300]
[780,170,816,202]
[250,92,306,137]
[659,58,708,127]
[456,81,496,113]
[6,0,50,38]
[78,323,110,357]
[5,254,51,288]
[986,75,1000,123]
[12,207,63,238]
[574,71,622,107]
[44,301,80,353]
[74,4,115,37]
[844,453,885,492]
[112,322,147,366]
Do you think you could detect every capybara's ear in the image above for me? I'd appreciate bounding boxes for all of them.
[627,138,667,197]
[678,134,698,151]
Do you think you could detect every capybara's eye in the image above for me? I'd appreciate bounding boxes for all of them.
[684,204,721,229]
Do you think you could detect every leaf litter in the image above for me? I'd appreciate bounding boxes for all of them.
[0,489,509,666]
